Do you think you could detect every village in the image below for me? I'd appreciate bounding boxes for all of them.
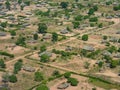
[0,0,120,90]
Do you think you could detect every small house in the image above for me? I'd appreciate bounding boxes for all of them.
[0,32,6,36]
[102,50,111,56]
[60,29,69,34]
[116,31,120,34]
[83,45,95,51]
[39,51,52,57]
[23,65,35,72]
[114,53,120,58]
[57,82,69,89]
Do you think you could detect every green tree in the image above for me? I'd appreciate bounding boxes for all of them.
[40,45,46,52]
[52,32,58,42]
[36,84,49,90]
[0,59,6,68]
[103,35,107,40]
[10,30,16,36]
[5,0,11,10]
[64,72,71,78]
[1,22,7,28]
[38,23,47,34]
[9,75,17,83]
[52,70,60,76]
[60,2,68,8]
[72,21,80,29]
[82,34,88,41]
[14,60,23,74]
[40,54,49,63]
[67,77,79,86]
[20,5,24,10]
[110,60,118,68]
[33,33,38,40]
[18,0,22,5]
[34,71,44,81]
[88,8,95,15]
[93,5,98,11]
[89,17,98,22]
[16,36,26,46]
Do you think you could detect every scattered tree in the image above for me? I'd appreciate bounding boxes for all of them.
[82,34,88,41]
[38,23,47,34]
[34,71,44,82]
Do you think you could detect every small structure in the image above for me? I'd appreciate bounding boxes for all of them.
[106,16,112,19]
[109,37,118,42]
[102,50,111,56]
[83,45,94,51]
[0,32,6,36]
[27,39,37,43]
[23,65,35,72]
[116,31,120,34]
[57,82,69,89]
[114,53,120,58]
[60,29,69,34]
[65,46,73,51]
[39,51,52,57]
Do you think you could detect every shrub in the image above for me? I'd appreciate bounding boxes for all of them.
[64,72,71,78]
[82,34,88,41]
[9,75,17,83]
[36,84,49,90]
[67,77,79,86]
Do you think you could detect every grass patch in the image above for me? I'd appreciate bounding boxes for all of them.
[89,78,120,90]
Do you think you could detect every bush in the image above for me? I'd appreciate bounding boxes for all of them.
[89,17,98,22]
[36,84,49,90]
[82,34,88,41]
[14,60,23,74]
[34,71,44,82]
[67,77,79,86]
[0,51,14,58]
[52,70,60,76]
[9,75,17,83]
[0,59,6,68]
[64,72,71,78]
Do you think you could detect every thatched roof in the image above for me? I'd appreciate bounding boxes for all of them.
[102,50,111,56]
[0,32,6,36]
[57,82,69,89]
[83,45,94,51]
[116,31,120,34]
[39,51,52,57]
[60,29,69,34]
[114,53,120,58]
[23,65,35,72]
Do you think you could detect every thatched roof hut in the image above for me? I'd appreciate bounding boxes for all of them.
[39,51,52,57]
[0,32,6,36]
[83,45,94,51]
[102,50,111,56]
[23,65,35,72]
[57,82,69,89]
[60,29,69,34]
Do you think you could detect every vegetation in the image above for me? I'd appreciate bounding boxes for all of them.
[14,59,23,74]
[38,23,47,34]
[0,51,14,58]
[82,34,88,41]
[9,75,17,83]
[40,54,49,63]
[0,59,6,68]
[36,84,49,90]
[34,71,44,82]
[67,77,79,86]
